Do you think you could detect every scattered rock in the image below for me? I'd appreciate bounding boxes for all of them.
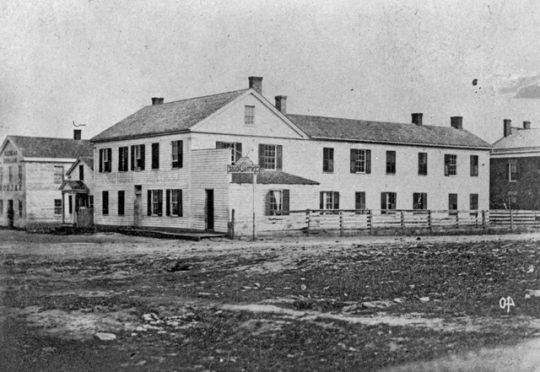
[167,261,191,272]
[95,332,116,341]
[419,297,430,303]
[301,284,307,291]
[525,289,540,298]
[361,300,394,309]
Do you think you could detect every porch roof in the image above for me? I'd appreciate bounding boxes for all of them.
[59,180,89,193]
[231,171,319,185]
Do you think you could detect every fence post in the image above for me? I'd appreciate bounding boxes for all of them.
[456,211,460,228]
[428,210,433,233]
[400,211,405,234]
[230,209,235,239]
[306,209,310,236]
[482,210,486,233]
[339,211,344,236]
[510,210,514,231]
[536,211,539,229]
[368,210,373,235]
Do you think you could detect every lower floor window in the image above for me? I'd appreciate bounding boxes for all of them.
[266,190,290,216]
[54,199,62,215]
[320,191,340,210]
[148,190,163,216]
[167,189,183,217]
[449,193,458,215]
[413,193,427,210]
[102,191,109,215]
[381,192,396,212]
[355,192,366,211]
[470,194,478,210]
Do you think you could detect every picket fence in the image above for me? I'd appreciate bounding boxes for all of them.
[229,209,540,238]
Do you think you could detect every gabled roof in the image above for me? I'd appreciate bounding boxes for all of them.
[287,114,492,150]
[492,129,540,152]
[3,136,93,159]
[59,180,89,192]
[232,171,319,185]
[91,89,248,142]
[66,155,94,176]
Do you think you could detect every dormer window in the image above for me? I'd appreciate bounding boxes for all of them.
[245,106,255,125]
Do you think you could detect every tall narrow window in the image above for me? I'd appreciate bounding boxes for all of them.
[266,190,290,216]
[151,143,160,169]
[449,193,458,215]
[355,192,366,210]
[418,152,428,175]
[79,165,84,181]
[54,199,62,215]
[319,192,340,210]
[350,149,371,174]
[413,193,427,210]
[381,192,397,212]
[245,105,255,125]
[507,161,518,181]
[166,189,183,217]
[18,165,22,183]
[131,145,145,171]
[470,155,479,177]
[0,200,3,215]
[444,154,457,176]
[470,193,478,211]
[172,140,183,169]
[323,148,334,173]
[147,190,163,216]
[99,148,112,173]
[216,142,242,163]
[54,166,64,184]
[386,151,396,174]
[259,144,282,170]
[118,147,129,172]
[102,191,109,215]
[8,167,12,183]
[118,190,125,216]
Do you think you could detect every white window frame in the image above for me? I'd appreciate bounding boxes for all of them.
[170,189,182,217]
[445,154,457,176]
[53,166,64,184]
[54,199,62,215]
[508,162,518,182]
[245,105,255,125]
[119,146,129,172]
[321,191,338,210]
[262,144,277,170]
[354,149,367,173]
[381,192,397,212]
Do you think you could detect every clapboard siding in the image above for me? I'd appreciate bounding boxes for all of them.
[190,149,230,232]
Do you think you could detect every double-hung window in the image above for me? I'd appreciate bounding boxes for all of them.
[507,161,518,182]
[449,193,458,215]
[413,193,427,210]
[99,148,112,173]
[118,147,129,172]
[54,199,62,215]
[151,143,160,169]
[172,140,183,169]
[118,191,125,216]
[320,191,340,210]
[470,155,479,177]
[355,192,366,211]
[216,142,242,163]
[259,144,282,170]
[323,148,334,173]
[147,190,163,216]
[350,149,371,174]
[266,190,290,216]
[381,192,397,212]
[166,189,183,217]
[131,145,145,171]
[470,194,478,216]
[79,165,84,181]
[418,152,428,175]
[386,151,396,174]
[444,154,457,176]
[53,166,64,184]
[102,191,109,215]
[245,106,255,125]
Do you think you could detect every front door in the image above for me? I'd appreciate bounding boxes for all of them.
[205,189,214,231]
[7,200,14,227]
[134,186,142,227]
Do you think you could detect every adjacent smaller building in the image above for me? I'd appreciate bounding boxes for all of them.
[59,155,94,226]
[490,120,540,210]
[0,131,93,228]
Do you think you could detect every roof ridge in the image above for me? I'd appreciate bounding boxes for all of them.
[144,88,248,107]
[287,113,448,128]
[9,135,90,141]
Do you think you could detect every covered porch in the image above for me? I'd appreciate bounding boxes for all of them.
[59,181,94,227]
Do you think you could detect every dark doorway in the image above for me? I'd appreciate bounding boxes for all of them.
[134,186,142,227]
[205,189,214,231]
[7,200,14,227]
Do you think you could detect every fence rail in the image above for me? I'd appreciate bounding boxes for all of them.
[230,209,540,238]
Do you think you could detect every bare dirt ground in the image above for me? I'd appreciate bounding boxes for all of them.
[1,229,540,371]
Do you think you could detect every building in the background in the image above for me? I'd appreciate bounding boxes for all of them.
[90,77,491,234]
[59,155,94,226]
[490,120,540,210]
[0,131,93,228]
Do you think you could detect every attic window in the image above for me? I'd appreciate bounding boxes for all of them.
[245,106,255,125]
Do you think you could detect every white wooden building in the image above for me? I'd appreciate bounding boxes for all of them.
[59,155,95,225]
[0,133,93,228]
[91,77,491,234]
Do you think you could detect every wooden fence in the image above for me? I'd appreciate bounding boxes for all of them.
[230,209,540,238]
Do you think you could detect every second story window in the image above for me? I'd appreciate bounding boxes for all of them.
[350,149,371,174]
[259,144,282,170]
[131,145,145,171]
[99,148,112,173]
[323,148,334,173]
[418,152,427,175]
[118,147,129,172]
[386,151,396,174]
[172,140,183,169]
[507,161,518,182]
[245,105,255,125]
[444,154,457,176]
[79,165,84,181]
[470,155,479,177]
[152,143,160,169]
[216,142,242,163]
[53,166,64,184]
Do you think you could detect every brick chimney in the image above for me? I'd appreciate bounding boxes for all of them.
[248,76,263,95]
[450,116,463,130]
[152,97,164,105]
[523,121,531,129]
[411,113,423,126]
[504,119,512,137]
[73,129,82,140]
[275,96,287,114]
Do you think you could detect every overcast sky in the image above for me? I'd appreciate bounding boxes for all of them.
[1,0,539,144]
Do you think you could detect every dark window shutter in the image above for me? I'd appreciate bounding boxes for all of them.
[152,143,159,169]
[381,193,385,210]
[157,190,162,216]
[179,190,183,217]
[350,149,356,173]
[276,145,283,170]
[107,149,112,172]
[166,189,171,216]
[329,148,334,172]
[118,148,122,171]
[178,141,183,168]
[320,192,324,209]
[444,155,449,176]
[283,189,290,215]
[140,145,145,170]
[334,192,340,209]
[366,150,371,174]
[147,190,151,216]
[516,162,520,180]
[259,144,265,167]
[131,146,135,171]
[99,150,103,173]
[236,143,242,162]
[265,191,272,216]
